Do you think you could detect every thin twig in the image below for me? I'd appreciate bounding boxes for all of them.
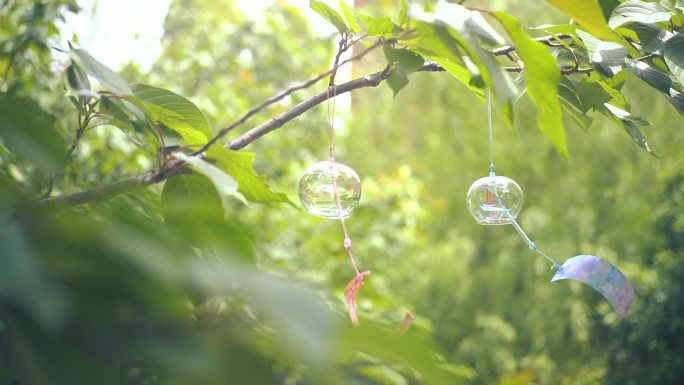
[490,34,572,56]
[43,34,658,206]
[329,33,348,87]
[635,52,660,61]
[41,165,187,206]
[196,33,563,155]
[152,122,167,168]
[224,67,393,151]
[43,107,91,198]
[191,37,388,155]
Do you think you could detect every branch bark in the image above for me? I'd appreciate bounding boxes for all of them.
[226,67,391,151]
[192,34,379,155]
[42,33,646,206]
[42,164,188,206]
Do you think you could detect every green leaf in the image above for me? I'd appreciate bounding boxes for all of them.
[338,1,360,32]
[132,84,212,139]
[0,94,67,174]
[172,152,242,203]
[192,265,333,372]
[359,14,397,37]
[120,95,158,123]
[664,33,684,85]
[387,69,409,96]
[412,2,506,46]
[605,65,628,90]
[661,0,675,9]
[404,15,485,99]
[65,63,91,97]
[161,174,256,260]
[558,79,594,131]
[404,30,462,81]
[463,56,485,88]
[429,55,486,98]
[0,214,66,329]
[609,0,672,29]
[668,88,684,115]
[411,4,518,105]
[593,42,628,66]
[337,321,460,385]
[576,29,601,56]
[587,72,629,106]
[552,48,578,71]
[162,173,222,227]
[529,24,580,35]
[128,85,211,147]
[68,48,132,96]
[599,0,622,19]
[310,0,348,33]
[494,12,568,156]
[398,0,408,26]
[560,97,594,131]
[601,103,656,155]
[576,29,627,77]
[576,78,613,112]
[384,47,424,73]
[618,118,655,155]
[99,96,144,134]
[626,59,672,93]
[206,147,293,205]
[357,366,408,385]
[627,22,670,53]
[547,0,616,41]
[464,10,505,46]
[147,103,209,146]
[108,94,174,150]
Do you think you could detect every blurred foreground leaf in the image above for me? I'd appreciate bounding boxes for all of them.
[206,147,293,205]
[69,48,133,96]
[494,12,567,156]
[0,94,67,175]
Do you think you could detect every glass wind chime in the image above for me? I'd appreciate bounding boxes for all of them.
[298,86,369,325]
[466,90,635,319]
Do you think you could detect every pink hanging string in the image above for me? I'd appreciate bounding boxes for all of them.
[326,85,371,325]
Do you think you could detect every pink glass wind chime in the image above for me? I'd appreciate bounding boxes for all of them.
[466,90,635,318]
[298,86,369,325]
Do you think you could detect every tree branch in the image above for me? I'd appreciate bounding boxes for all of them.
[192,35,381,155]
[42,34,653,206]
[41,163,189,206]
[490,34,572,56]
[226,68,391,151]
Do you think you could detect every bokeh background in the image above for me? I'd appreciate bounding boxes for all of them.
[2,0,684,384]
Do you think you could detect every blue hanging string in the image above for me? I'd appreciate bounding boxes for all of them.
[487,89,495,177]
[485,88,562,271]
[508,215,563,270]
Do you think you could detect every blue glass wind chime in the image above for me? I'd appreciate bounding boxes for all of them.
[298,87,635,323]
[466,90,635,319]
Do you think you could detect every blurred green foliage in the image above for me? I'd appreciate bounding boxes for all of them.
[1,0,684,384]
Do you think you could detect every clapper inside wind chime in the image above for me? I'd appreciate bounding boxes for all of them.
[466,90,635,319]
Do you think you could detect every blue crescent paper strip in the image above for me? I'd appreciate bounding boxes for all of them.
[551,255,635,318]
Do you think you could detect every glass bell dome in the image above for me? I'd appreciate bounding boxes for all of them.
[466,175,524,225]
[298,160,361,219]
